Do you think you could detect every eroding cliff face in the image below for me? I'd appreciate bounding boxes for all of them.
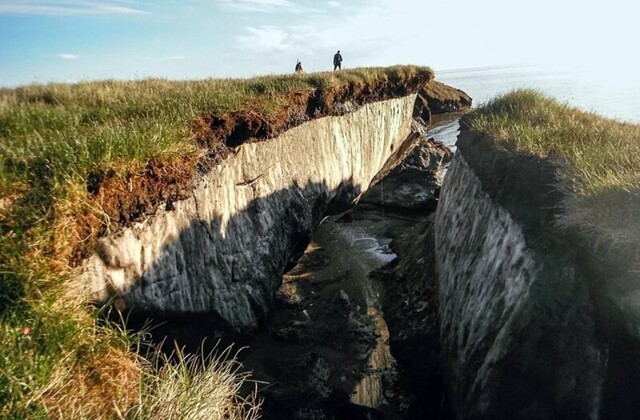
[435,136,606,418]
[80,96,416,333]
[361,134,452,211]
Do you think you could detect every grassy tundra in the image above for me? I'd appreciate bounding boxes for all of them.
[471,89,640,246]
[0,66,433,418]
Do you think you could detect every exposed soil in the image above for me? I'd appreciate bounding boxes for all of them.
[456,116,566,251]
[242,205,423,419]
[372,214,450,419]
[190,75,452,161]
[421,81,472,113]
[76,77,457,265]
[88,157,198,224]
[236,117,461,419]
[72,156,198,262]
[459,119,640,419]
[117,116,463,419]
[414,81,472,124]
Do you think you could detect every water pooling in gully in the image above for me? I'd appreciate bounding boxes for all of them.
[428,117,460,149]
[242,117,461,418]
[242,203,417,418]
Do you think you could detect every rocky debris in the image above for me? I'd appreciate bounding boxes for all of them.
[360,135,453,211]
[270,287,378,356]
[412,95,432,127]
[371,214,449,419]
[240,198,450,419]
[410,118,429,136]
[244,242,395,419]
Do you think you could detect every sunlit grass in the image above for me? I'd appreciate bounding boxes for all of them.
[0,282,140,418]
[1,296,260,419]
[0,65,433,194]
[131,344,261,420]
[470,89,640,245]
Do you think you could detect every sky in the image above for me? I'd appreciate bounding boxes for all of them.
[0,0,639,87]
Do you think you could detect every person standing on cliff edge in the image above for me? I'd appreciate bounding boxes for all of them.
[295,60,303,73]
[333,50,342,71]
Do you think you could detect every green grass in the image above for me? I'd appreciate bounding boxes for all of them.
[0,292,140,418]
[0,66,433,418]
[1,298,260,418]
[0,65,433,302]
[470,89,640,246]
[0,66,433,193]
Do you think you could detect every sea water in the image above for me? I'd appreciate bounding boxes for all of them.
[437,65,640,124]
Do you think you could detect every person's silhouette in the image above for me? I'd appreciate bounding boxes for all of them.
[333,50,342,71]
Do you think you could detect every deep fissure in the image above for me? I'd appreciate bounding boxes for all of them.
[121,114,462,419]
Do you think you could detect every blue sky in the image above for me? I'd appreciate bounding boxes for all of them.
[0,0,638,87]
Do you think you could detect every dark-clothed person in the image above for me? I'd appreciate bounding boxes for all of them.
[333,50,342,71]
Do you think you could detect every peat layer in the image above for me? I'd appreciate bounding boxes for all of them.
[85,76,458,241]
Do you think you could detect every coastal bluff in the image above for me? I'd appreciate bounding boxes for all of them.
[433,113,639,419]
[79,80,471,334]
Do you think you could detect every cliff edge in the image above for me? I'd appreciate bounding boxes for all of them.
[75,70,471,333]
[435,90,640,419]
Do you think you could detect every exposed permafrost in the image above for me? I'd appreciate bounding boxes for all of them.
[435,155,605,419]
[79,95,416,333]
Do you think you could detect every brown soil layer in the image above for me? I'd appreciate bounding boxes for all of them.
[200,76,431,149]
[421,81,472,112]
[414,81,472,124]
[78,78,468,264]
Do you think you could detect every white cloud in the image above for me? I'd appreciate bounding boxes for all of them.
[221,1,441,75]
[214,0,320,14]
[236,26,293,53]
[291,0,429,65]
[58,53,78,60]
[0,1,150,15]
[214,0,291,12]
[95,5,149,14]
[160,55,186,61]
[327,1,340,7]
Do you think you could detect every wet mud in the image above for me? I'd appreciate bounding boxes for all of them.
[243,206,423,419]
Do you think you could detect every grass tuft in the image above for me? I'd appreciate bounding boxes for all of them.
[1,298,260,419]
[131,344,261,420]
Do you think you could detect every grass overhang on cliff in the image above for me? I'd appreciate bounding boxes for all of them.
[0,66,432,418]
[468,89,640,248]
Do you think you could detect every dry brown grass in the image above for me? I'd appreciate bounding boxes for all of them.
[36,346,142,419]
